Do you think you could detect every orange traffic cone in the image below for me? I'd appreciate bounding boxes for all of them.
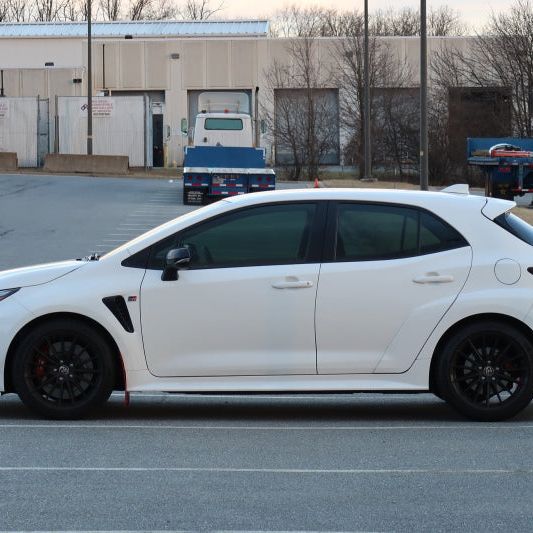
[314,177,319,188]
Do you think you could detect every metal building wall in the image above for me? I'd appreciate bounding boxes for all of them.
[57,96,148,167]
[0,97,38,167]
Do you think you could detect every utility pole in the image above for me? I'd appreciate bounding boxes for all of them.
[362,0,373,181]
[420,0,429,190]
[87,0,93,155]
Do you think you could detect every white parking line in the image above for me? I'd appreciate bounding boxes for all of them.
[0,466,529,474]
[128,215,169,218]
[118,225,154,229]
[0,424,532,431]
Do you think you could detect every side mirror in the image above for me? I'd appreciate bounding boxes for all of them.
[180,118,188,135]
[161,247,191,281]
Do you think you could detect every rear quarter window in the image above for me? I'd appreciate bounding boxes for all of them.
[494,212,533,245]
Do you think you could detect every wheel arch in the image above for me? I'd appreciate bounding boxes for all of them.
[429,312,533,394]
[3,312,126,394]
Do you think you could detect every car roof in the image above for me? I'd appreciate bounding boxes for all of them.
[224,187,479,207]
[224,187,516,220]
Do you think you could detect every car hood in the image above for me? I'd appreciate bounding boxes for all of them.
[0,260,84,289]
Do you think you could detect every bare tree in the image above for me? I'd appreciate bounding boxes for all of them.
[264,37,339,180]
[59,0,89,21]
[6,0,33,20]
[33,0,69,21]
[372,5,465,36]
[372,7,419,36]
[127,0,151,20]
[150,0,176,19]
[0,0,9,20]
[429,6,466,37]
[471,0,533,136]
[178,0,222,20]
[99,0,121,20]
[271,5,372,38]
[334,12,414,177]
[428,0,533,172]
[373,88,419,178]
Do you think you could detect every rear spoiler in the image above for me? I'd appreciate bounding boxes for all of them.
[481,197,516,220]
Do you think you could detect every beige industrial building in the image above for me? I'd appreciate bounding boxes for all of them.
[0,21,474,167]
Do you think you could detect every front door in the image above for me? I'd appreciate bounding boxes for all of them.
[140,202,324,377]
[316,202,472,374]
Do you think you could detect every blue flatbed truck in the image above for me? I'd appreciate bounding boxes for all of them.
[181,92,276,206]
[183,145,276,205]
[467,137,533,200]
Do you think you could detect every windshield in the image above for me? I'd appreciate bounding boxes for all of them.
[204,118,243,131]
[494,211,533,245]
[101,201,229,261]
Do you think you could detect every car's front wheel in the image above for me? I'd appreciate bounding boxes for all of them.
[12,318,115,419]
[436,321,533,421]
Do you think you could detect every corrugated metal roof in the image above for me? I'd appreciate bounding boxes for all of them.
[0,20,269,38]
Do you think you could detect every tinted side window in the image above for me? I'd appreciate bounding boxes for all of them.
[494,212,533,246]
[148,203,317,270]
[336,204,419,261]
[419,212,467,254]
[335,203,467,261]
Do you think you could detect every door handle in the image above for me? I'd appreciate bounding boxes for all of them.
[413,273,454,284]
[271,280,314,289]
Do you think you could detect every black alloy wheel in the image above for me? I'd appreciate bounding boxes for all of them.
[437,321,533,421]
[12,318,115,419]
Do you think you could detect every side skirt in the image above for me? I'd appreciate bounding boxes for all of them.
[125,358,431,393]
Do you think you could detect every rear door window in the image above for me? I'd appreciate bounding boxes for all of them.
[334,203,468,261]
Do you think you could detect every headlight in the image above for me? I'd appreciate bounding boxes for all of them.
[0,288,20,302]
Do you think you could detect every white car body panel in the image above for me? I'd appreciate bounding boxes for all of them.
[0,260,83,288]
[141,263,320,376]
[124,357,432,392]
[1,188,532,397]
[316,246,472,374]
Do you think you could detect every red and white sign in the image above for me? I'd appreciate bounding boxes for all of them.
[80,98,114,117]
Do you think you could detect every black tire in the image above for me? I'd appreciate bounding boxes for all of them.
[183,188,190,205]
[436,321,533,421]
[12,318,115,419]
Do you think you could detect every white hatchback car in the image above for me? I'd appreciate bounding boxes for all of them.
[1,187,533,421]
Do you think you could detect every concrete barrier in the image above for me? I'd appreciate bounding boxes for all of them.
[44,154,129,175]
[0,152,18,171]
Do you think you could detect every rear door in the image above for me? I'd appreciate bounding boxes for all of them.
[315,202,472,374]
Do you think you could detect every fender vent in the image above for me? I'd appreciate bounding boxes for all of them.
[102,296,134,333]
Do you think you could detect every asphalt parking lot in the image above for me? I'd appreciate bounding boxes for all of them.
[1,173,533,531]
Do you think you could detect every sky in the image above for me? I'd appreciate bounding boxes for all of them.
[220,0,513,32]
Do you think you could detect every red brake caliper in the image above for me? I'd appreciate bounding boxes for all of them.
[34,344,48,379]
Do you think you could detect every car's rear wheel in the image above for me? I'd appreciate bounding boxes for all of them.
[436,321,533,421]
[12,318,115,419]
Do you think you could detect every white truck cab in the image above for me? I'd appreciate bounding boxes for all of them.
[190,91,255,148]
